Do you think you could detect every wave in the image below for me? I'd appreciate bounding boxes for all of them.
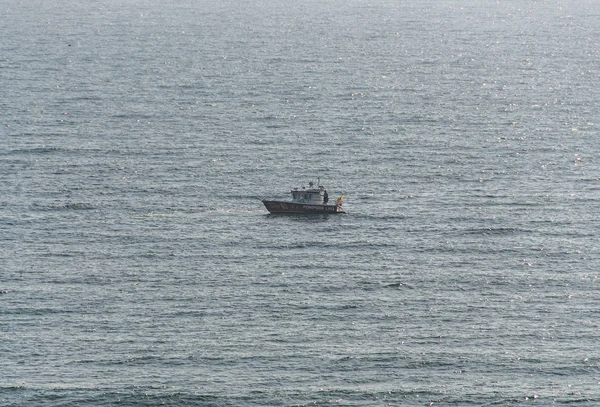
[460,227,533,236]
[30,202,97,211]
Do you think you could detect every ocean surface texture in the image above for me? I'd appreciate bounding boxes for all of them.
[2,0,599,405]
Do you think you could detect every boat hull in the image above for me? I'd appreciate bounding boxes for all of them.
[262,200,345,214]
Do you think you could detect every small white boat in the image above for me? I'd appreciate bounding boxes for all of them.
[262,181,345,214]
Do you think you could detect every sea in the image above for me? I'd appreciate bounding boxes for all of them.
[1,0,599,405]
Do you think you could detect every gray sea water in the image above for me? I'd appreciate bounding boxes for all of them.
[2,0,600,405]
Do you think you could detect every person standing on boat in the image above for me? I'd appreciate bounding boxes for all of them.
[323,190,329,204]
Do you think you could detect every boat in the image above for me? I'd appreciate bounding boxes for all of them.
[262,181,345,214]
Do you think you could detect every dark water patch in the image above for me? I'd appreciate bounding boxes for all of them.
[4,387,223,407]
[62,202,97,211]
[352,212,408,222]
[29,202,97,212]
[5,147,72,156]
[39,250,84,258]
[382,282,412,290]
[460,227,533,236]
[1,307,80,316]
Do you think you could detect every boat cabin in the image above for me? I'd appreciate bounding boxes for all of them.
[290,182,329,204]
